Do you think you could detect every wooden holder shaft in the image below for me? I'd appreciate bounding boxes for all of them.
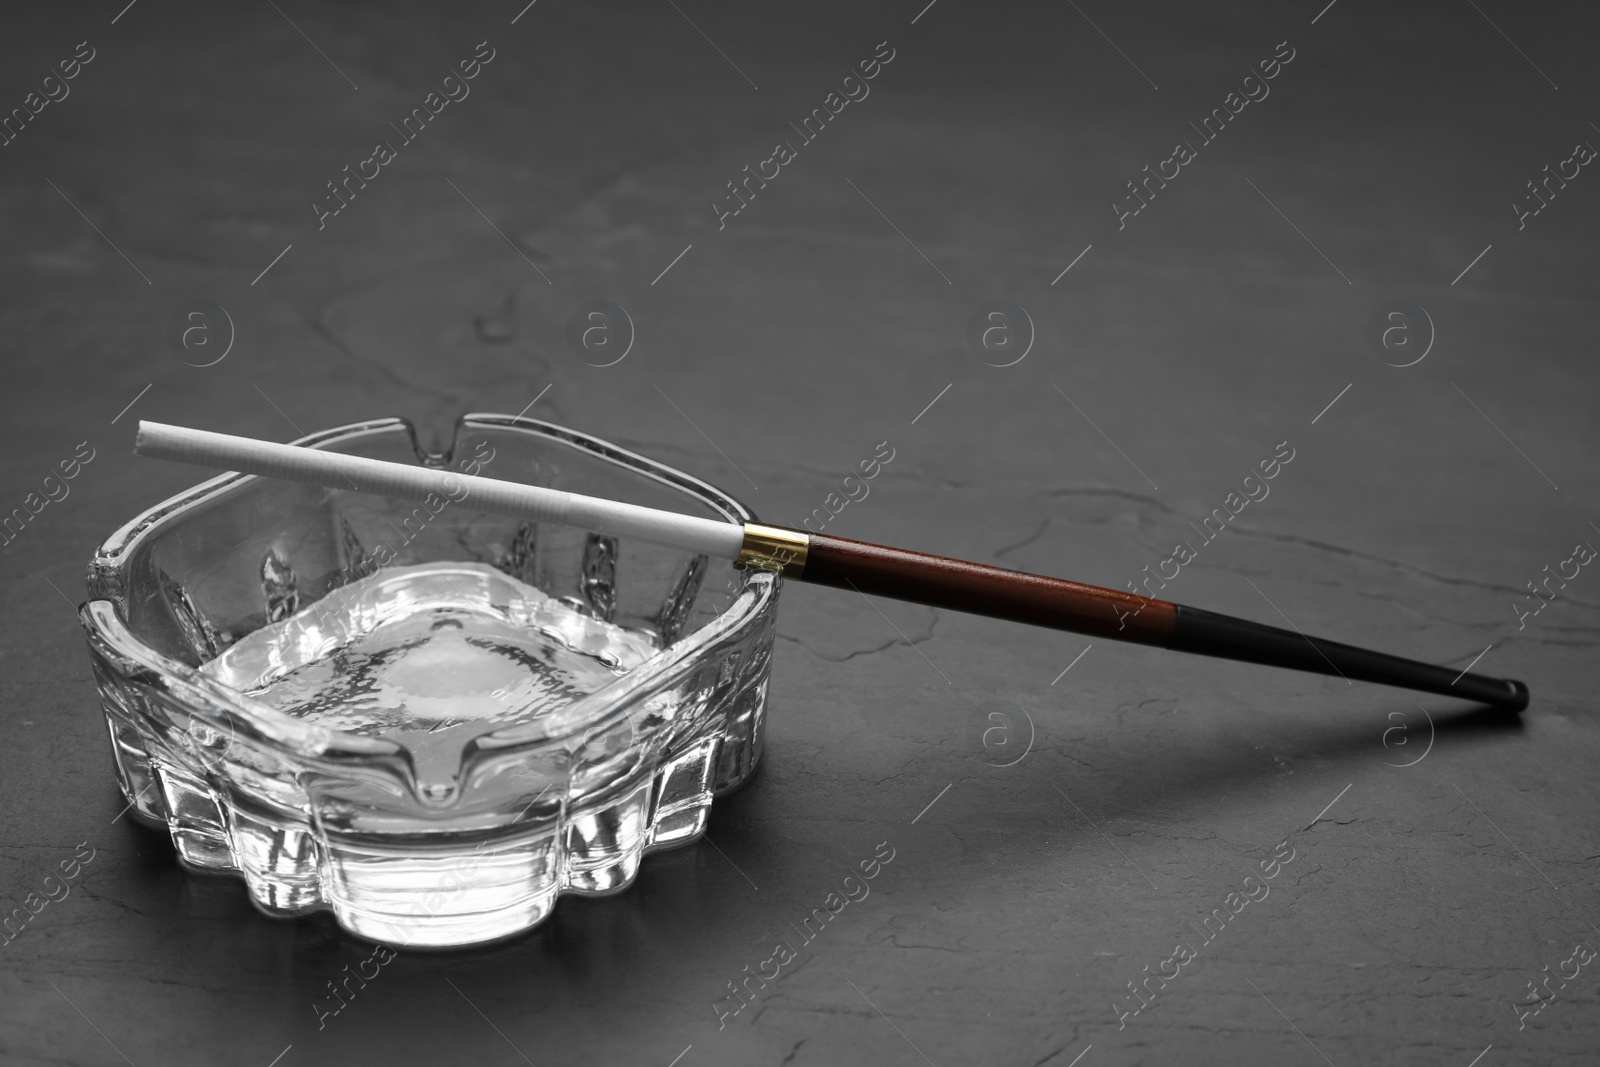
[799,533,1528,712]
[802,533,1177,646]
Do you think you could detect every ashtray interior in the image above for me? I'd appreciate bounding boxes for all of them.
[203,561,660,794]
[80,415,779,948]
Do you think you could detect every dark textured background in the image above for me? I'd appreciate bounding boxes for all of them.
[2,1,1597,1064]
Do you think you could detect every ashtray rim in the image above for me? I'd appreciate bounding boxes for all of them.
[80,413,776,766]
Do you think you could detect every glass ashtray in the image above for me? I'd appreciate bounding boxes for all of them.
[79,414,778,948]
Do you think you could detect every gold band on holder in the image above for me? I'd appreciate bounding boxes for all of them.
[735,523,810,578]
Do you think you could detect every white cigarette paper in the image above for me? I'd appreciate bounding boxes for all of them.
[134,422,746,560]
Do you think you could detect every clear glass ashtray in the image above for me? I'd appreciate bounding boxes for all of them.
[79,414,778,948]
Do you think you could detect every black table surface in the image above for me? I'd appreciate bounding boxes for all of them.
[2,2,1597,1064]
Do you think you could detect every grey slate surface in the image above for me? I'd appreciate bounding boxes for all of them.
[0,1,1596,1064]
